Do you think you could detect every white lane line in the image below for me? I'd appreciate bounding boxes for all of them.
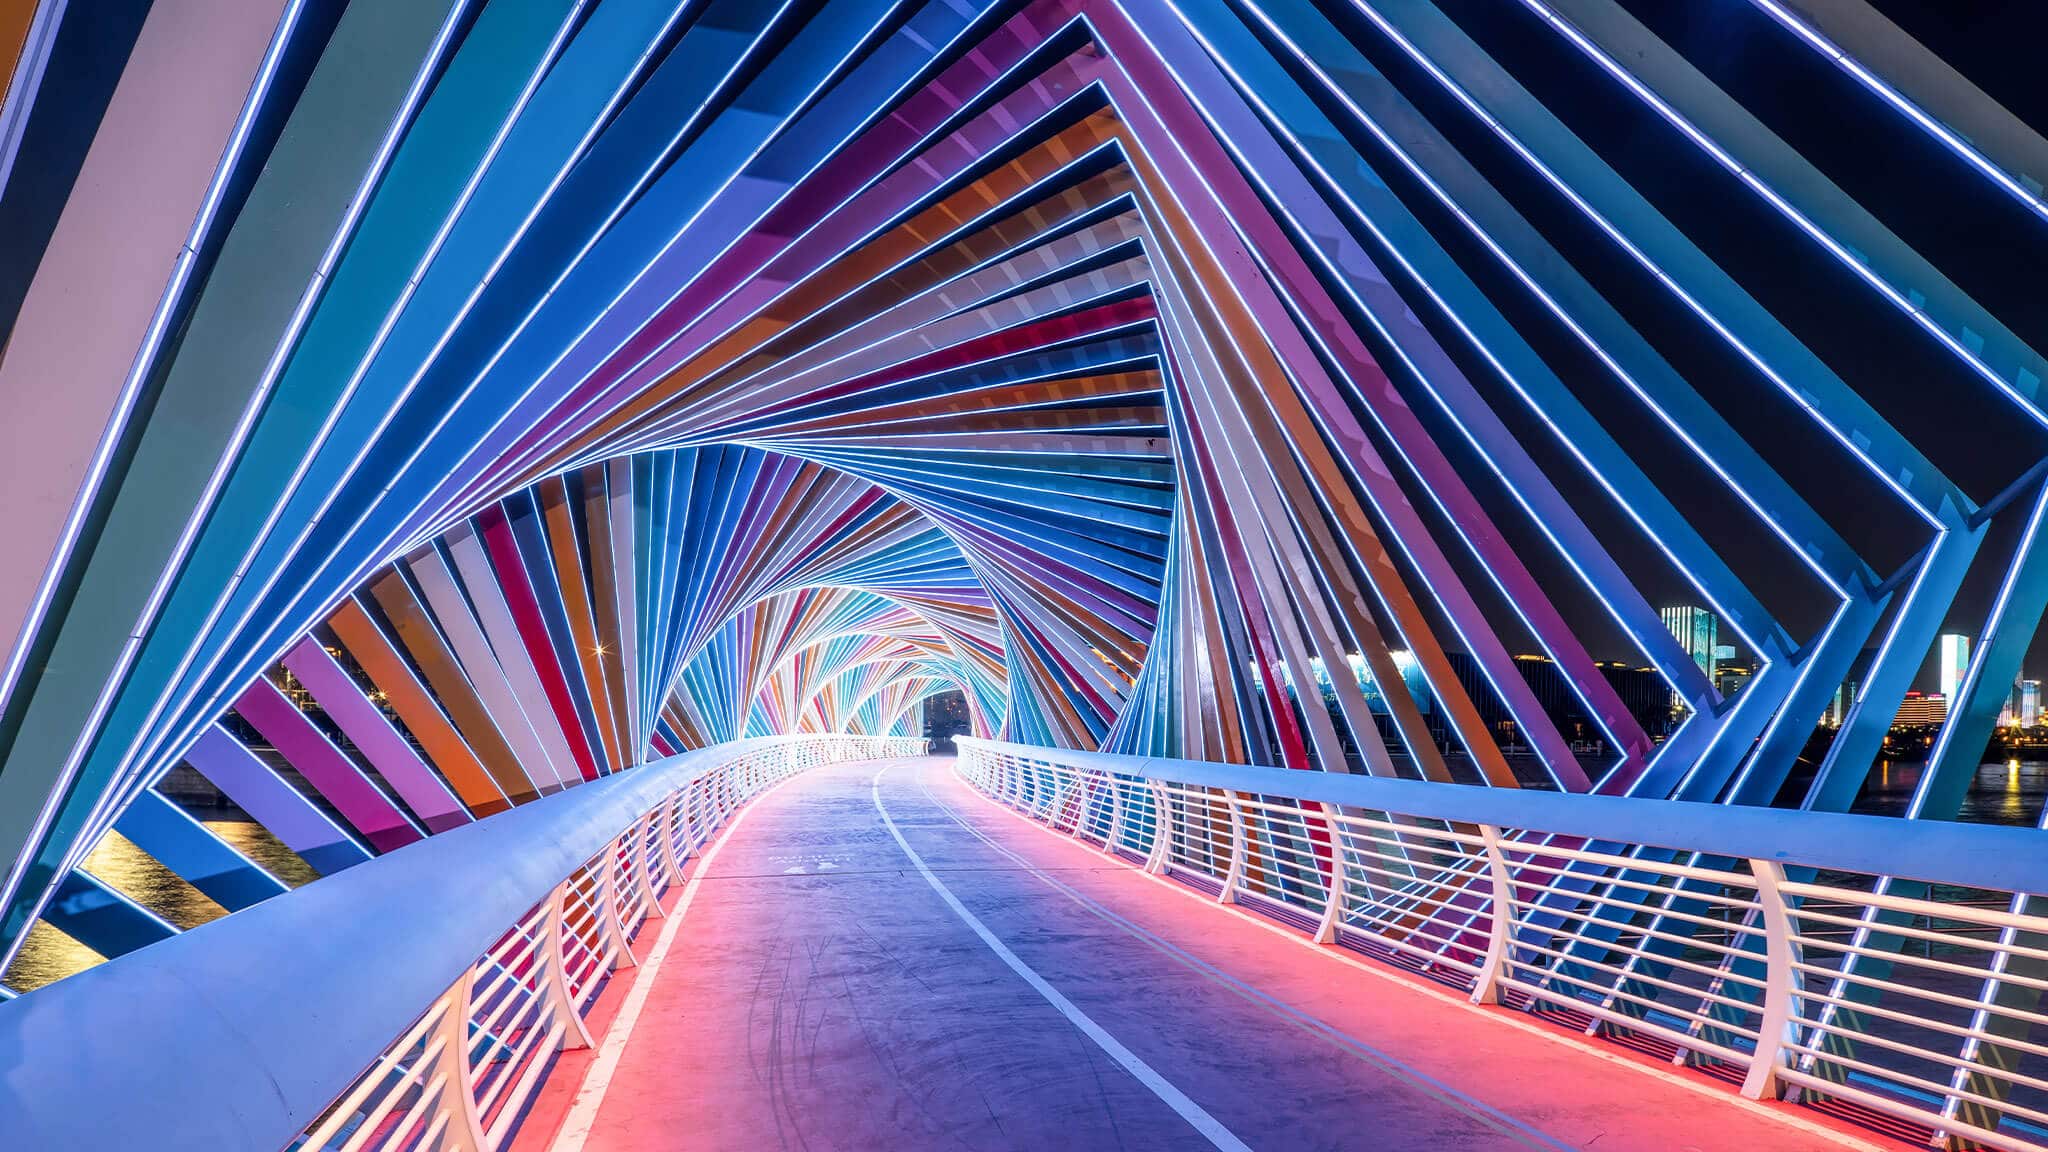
[547,769,805,1152]
[943,767,1894,1152]
[914,769,1571,1151]
[870,765,1254,1152]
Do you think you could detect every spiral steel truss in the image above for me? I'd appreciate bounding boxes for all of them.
[0,0,2041,1035]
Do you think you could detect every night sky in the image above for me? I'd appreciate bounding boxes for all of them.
[1319,0,2048,692]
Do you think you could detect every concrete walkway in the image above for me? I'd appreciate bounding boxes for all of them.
[527,758,1897,1152]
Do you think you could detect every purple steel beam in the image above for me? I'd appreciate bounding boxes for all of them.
[408,1,1094,537]
[181,724,372,876]
[279,637,471,834]
[233,678,422,853]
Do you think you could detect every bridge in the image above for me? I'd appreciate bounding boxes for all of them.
[6,737,2047,1150]
[2,0,2048,1149]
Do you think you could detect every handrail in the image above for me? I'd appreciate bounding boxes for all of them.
[0,733,925,1152]
[957,737,2048,1152]
[957,737,2048,895]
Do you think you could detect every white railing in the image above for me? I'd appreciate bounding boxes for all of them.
[958,737,2048,1152]
[0,734,924,1152]
[292,734,924,1152]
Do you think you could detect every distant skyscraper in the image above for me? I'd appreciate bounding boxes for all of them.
[1828,680,1857,727]
[1939,633,1970,704]
[1661,606,1718,680]
[1716,661,1754,703]
[2026,680,2041,728]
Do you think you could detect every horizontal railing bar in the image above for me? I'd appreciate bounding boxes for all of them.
[959,738,2048,895]
[959,738,2048,1149]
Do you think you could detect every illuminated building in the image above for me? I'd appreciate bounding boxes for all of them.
[1894,692,1949,727]
[1661,607,1719,681]
[1939,633,1971,705]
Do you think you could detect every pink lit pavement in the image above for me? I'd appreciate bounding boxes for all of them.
[513,758,1907,1152]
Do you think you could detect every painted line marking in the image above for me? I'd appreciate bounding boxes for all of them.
[547,768,806,1152]
[914,766,1569,1151]
[871,764,1253,1152]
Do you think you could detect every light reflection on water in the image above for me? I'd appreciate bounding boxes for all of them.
[1853,758,2048,826]
[5,819,317,993]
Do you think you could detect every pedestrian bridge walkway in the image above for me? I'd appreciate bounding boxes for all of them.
[518,759,1870,1152]
[8,735,2046,1152]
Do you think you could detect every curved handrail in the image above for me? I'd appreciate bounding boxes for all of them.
[957,737,2048,894]
[957,737,2048,1150]
[0,735,919,1151]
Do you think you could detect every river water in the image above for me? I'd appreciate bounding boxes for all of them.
[5,819,316,993]
[1848,757,2048,824]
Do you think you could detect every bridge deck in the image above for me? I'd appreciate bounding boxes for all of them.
[518,758,1893,1151]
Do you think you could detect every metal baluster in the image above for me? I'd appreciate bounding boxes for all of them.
[1742,860,1799,1101]
[541,880,595,1050]
[657,792,684,881]
[432,965,490,1152]
[1053,768,1085,834]
[1218,794,1247,904]
[598,842,638,971]
[1313,801,1348,945]
[1144,781,1174,874]
[634,812,665,919]
[1470,824,1515,1006]
[1104,774,1128,854]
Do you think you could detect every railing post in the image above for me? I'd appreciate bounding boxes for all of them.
[1052,767,1085,834]
[693,775,715,847]
[1742,859,1799,1100]
[541,880,595,1050]
[678,781,702,857]
[1144,780,1174,874]
[1035,758,1060,819]
[1218,794,1247,904]
[1313,802,1347,945]
[1470,824,1515,1005]
[1023,758,1047,818]
[1104,774,1128,855]
[1082,771,1109,840]
[432,964,490,1152]
[657,792,685,879]
[598,845,639,971]
[635,812,665,919]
